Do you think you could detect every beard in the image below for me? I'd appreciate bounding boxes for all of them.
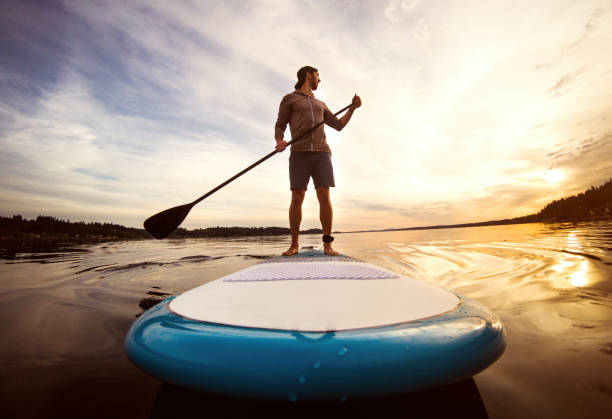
[310,78,318,90]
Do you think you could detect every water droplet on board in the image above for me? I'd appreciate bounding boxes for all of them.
[337,346,349,357]
[313,360,321,369]
[299,375,306,384]
[288,392,297,402]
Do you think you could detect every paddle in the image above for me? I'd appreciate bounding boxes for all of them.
[144,103,355,239]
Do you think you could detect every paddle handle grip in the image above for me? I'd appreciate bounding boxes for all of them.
[192,103,354,206]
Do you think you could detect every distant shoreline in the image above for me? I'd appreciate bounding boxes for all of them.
[1,178,610,243]
[340,214,611,235]
[1,213,610,247]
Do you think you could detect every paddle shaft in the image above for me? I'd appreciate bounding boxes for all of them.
[191,103,354,206]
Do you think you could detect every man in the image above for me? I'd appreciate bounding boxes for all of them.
[275,66,361,256]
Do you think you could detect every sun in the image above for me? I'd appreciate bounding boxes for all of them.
[544,169,564,183]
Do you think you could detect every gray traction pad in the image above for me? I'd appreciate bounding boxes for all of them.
[261,250,364,264]
[224,264,398,282]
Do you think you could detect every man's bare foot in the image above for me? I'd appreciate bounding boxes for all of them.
[282,245,299,256]
[323,244,339,256]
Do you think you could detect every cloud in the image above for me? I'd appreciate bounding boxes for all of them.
[541,131,612,191]
[75,168,120,182]
[410,18,430,43]
[384,0,420,23]
[547,69,584,97]
[563,4,612,51]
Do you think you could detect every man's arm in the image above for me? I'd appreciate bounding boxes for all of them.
[324,94,362,131]
[275,95,291,152]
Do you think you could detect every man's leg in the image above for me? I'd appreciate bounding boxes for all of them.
[283,189,305,256]
[316,187,338,256]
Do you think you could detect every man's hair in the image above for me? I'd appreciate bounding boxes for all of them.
[295,66,318,89]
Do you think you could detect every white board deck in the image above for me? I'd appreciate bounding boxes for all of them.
[169,258,460,332]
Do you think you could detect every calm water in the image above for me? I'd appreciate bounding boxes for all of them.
[1,222,611,418]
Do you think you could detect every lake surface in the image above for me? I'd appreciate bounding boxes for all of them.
[1,222,611,418]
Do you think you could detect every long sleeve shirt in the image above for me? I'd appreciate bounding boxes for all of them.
[274,90,345,153]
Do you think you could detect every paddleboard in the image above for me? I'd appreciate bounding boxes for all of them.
[125,250,506,400]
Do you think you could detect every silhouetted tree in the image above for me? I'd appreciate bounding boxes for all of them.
[537,178,612,221]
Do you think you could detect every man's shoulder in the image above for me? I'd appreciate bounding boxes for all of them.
[280,91,308,108]
[282,90,302,100]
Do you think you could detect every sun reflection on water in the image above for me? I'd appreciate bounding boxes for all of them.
[566,231,582,249]
[564,231,589,287]
[551,256,589,288]
[569,260,588,287]
[548,231,592,288]
[552,259,573,274]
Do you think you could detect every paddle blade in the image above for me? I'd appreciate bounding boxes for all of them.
[144,203,194,239]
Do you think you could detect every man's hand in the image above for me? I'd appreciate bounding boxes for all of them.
[276,139,288,152]
[338,94,362,127]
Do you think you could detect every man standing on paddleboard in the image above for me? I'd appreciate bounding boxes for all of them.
[275,66,361,256]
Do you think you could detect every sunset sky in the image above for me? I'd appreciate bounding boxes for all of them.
[1,0,611,231]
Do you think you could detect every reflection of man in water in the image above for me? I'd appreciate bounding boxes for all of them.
[275,66,361,256]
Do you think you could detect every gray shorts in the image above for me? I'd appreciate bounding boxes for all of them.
[289,152,335,190]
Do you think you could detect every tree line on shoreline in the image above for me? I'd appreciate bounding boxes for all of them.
[1,178,610,241]
[371,177,611,233]
[535,178,611,222]
[0,216,320,240]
